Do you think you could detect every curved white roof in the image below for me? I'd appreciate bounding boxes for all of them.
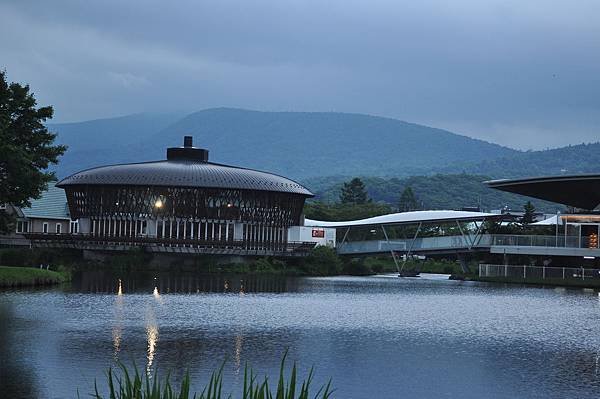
[532,215,560,225]
[305,210,498,228]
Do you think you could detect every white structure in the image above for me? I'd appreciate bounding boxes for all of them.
[305,210,497,228]
[288,226,336,247]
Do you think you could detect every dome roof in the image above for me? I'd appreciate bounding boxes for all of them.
[57,136,313,196]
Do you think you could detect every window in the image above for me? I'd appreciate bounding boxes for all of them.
[16,220,28,233]
[70,220,79,234]
[42,222,49,234]
[55,223,62,234]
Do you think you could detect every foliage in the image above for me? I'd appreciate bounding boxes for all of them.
[398,186,420,212]
[521,201,536,225]
[341,258,373,276]
[90,354,333,399]
[304,174,562,213]
[339,177,368,205]
[304,201,391,222]
[0,247,80,268]
[252,257,288,273]
[0,70,67,232]
[440,142,600,180]
[301,246,342,276]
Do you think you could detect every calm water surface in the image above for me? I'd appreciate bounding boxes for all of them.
[2,272,600,398]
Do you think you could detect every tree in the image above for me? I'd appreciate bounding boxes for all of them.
[0,70,66,232]
[339,177,369,205]
[398,186,420,212]
[521,201,536,225]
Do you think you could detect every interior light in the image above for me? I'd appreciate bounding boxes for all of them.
[155,199,163,208]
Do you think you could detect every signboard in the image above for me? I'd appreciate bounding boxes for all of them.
[312,229,325,238]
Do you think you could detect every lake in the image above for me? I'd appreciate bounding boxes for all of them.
[2,272,600,398]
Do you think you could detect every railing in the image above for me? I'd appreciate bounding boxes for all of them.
[338,234,492,254]
[25,233,317,255]
[338,233,599,254]
[479,264,600,281]
[490,234,592,248]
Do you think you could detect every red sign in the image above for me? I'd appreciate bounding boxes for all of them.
[312,229,325,238]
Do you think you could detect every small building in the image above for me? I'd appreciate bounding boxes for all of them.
[0,183,74,247]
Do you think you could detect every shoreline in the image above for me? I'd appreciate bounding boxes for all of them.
[0,266,70,288]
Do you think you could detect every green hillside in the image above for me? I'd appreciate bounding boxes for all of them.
[49,113,183,176]
[303,174,562,213]
[442,142,600,179]
[47,109,600,207]
[50,108,517,179]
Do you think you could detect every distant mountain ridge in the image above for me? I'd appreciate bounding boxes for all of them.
[48,108,600,186]
[49,107,519,179]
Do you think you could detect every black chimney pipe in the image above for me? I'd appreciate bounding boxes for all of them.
[166,136,209,162]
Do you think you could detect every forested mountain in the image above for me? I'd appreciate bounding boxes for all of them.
[47,108,598,212]
[439,142,600,179]
[49,113,183,176]
[304,174,562,213]
[49,108,517,178]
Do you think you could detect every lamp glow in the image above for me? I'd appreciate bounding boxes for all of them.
[154,199,163,208]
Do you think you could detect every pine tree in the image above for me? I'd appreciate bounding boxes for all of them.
[398,186,420,212]
[339,178,369,204]
[521,201,536,225]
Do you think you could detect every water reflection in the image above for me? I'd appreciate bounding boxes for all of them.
[5,274,600,398]
[146,323,159,375]
[0,303,38,398]
[234,332,244,375]
[70,271,296,295]
[112,293,124,360]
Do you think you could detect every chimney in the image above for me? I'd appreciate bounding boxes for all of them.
[166,136,209,162]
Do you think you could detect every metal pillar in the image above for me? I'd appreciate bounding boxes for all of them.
[381,225,401,273]
[399,222,422,275]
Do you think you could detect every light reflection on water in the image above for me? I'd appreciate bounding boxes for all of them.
[2,272,600,398]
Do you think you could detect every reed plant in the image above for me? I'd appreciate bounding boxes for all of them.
[89,353,333,399]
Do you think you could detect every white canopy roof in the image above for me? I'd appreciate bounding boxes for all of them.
[305,210,498,228]
[532,215,560,225]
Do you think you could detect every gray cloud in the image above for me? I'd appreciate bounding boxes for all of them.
[1,0,599,149]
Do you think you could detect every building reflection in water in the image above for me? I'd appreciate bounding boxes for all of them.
[70,271,298,295]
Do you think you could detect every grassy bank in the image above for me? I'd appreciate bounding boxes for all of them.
[0,266,70,288]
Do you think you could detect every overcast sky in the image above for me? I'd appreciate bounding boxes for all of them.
[1,0,599,149]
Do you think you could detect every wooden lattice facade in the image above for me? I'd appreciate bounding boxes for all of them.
[53,136,314,255]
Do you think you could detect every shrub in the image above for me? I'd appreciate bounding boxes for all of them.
[342,258,373,276]
[301,246,342,276]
